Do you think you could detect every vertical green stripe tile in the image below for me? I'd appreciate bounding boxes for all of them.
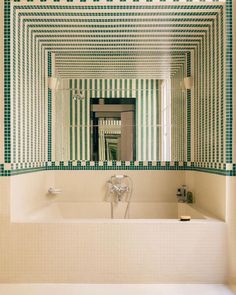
[151,79,154,160]
[119,79,122,98]
[69,79,73,160]
[146,79,149,160]
[109,79,112,98]
[141,79,144,160]
[74,79,78,160]
[79,79,83,160]
[84,79,88,160]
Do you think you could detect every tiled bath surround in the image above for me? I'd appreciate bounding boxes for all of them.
[0,172,227,283]
[0,0,235,289]
[0,170,228,283]
[0,284,235,295]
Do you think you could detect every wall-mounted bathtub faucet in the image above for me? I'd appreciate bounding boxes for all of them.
[176,185,187,202]
[105,175,133,218]
[48,187,62,195]
[176,185,193,203]
[110,183,129,202]
[107,175,130,202]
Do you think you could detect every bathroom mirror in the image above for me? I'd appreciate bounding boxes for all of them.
[54,79,185,162]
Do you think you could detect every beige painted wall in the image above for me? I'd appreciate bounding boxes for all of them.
[10,171,55,221]
[185,171,226,220]
[226,177,236,286]
[54,170,185,203]
[10,170,185,220]
[0,177,10,219]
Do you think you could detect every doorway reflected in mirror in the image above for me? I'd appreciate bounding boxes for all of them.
[90,98,135,161]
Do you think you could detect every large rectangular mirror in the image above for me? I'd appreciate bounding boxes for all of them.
[54,78,186,162]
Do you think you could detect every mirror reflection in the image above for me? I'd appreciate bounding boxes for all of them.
[90,98,135,161]
[55,78,185,162]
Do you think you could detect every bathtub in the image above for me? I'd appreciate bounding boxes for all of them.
[28,201,213,222]
[12,201,226,283]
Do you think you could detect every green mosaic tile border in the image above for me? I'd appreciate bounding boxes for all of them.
[186,51,191,162]
[225,0,232,163]
[0,164,11,176]
[1,161,236,176]
[4,0,11,163]
[48,51,52,161]
[47,160,188,170]
[13,4,224,11]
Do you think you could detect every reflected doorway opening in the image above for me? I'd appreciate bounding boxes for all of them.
[90,98,136,161]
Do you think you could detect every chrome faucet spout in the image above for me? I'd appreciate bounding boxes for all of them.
[105,175,133,218]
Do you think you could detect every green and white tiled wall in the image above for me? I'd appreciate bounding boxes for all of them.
[1,0,234,176]
[171,65,186,162]
[193,5,225,165]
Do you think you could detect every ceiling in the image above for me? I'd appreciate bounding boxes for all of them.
[12,1,224,80]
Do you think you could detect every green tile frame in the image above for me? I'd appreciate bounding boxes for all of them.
[4,0,11,164]
[1,0,235,177]
[225,0,232,163]
[48,51,52,161]
[2,160,236,176]
[186,51,191,162]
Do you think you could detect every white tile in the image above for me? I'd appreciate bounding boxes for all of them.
[0,284,234,295]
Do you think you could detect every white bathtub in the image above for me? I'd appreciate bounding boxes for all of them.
[13,201,226,283]
[28,201,212,222]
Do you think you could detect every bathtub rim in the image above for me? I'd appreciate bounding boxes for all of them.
[12,218,224,224]
[11,201,224,224]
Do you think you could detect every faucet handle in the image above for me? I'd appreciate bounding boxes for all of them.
[176,188,182,196]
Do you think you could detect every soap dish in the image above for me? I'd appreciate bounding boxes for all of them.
[180,215,191,221]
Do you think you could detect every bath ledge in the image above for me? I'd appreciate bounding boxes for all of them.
[11,217,225,224]
[11,202,224,224]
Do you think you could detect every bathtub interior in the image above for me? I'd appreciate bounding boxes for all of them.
[27,201,210,222]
